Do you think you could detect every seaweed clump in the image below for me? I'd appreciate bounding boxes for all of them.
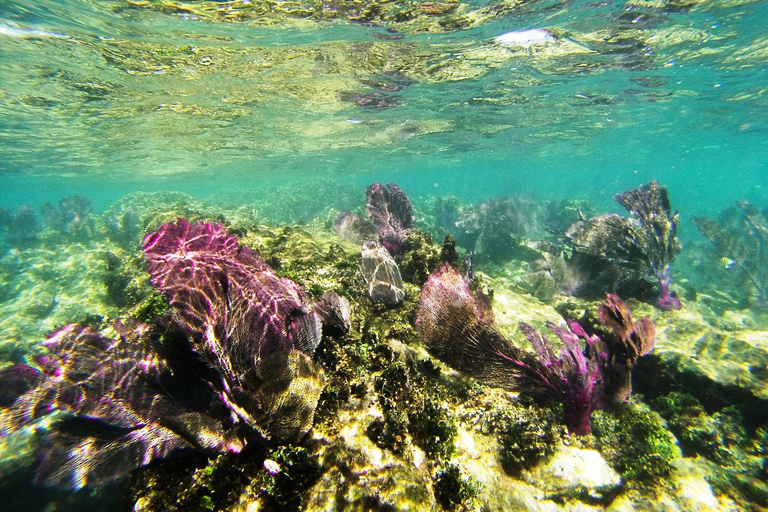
[566,181,681,309]
[433,464,482,510]
[591,403,680,482]
[651,392,768,506]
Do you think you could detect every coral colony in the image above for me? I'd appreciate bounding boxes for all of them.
[566,181,681,309]
[0,219,327,488]
[364,182,415,255]
[416,264,655,435]
[334,182,415,255]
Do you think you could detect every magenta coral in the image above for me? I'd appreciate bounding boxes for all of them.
[143,218,322,365]
[416,264,606,435]
[365,182,415,254]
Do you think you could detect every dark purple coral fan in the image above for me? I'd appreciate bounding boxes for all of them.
[333,182,415,255]
[0,219,326,488]
[416,264,655,435]
[566,181,681,309]
[365,182,415,254]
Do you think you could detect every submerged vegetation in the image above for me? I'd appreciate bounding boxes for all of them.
[0,181,767,511]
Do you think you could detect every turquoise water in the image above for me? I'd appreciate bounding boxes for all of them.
[1,0,767,511]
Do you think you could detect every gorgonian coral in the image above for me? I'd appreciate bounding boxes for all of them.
[0,219,326,488]
[416,264,655,435]
[566,181,681,309]
[333,183,415,255]
[415,264,605,435]
[366,182,415,254]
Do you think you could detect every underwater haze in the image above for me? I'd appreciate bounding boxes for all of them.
[1,0,767,511]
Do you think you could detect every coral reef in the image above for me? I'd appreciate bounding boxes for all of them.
[566,181,681,309]
[2,191,766,511]
[416,264,657,435]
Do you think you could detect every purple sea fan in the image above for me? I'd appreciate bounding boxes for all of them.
[566,181,681,310]
[416,264,606,435]
[366,182,415,254]
[142,219,322,368]
[142,219,325,436]
[0,220,328,488]
[597,293,655,402]
[0,321,241,488]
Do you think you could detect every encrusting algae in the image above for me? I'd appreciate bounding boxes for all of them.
[0,181,766,512]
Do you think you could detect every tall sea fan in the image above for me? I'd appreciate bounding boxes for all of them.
[566,181,681,309]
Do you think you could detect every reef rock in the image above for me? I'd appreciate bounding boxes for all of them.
[360,240,405,303]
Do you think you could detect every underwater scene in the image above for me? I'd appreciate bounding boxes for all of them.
[1,0,767,511]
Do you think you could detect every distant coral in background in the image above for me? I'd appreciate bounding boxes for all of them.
[0,219,327,488]
[333,182,415,255]
[365,182,415,254]
[41,195,96,239]
[103,208,143,248]
[416,264,655,435]
[453,195,544,261]
[566,181,681,309]
[524,250,581,301]
[443,196,591,263]
[692,200,768,309]
[360,240,405,303]
[0,204,42,246]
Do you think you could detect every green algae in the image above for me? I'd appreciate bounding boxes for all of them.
[433,463,482,510]
[591,402,681,482]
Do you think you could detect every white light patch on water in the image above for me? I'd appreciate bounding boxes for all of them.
[494,29,556,48]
